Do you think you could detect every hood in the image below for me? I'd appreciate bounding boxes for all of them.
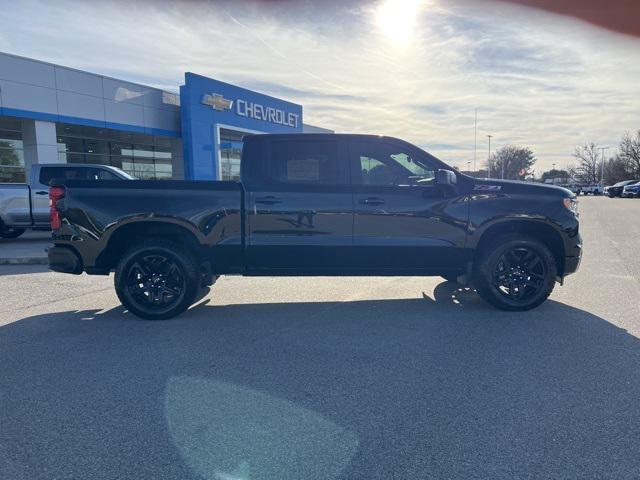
[469,178,574,198]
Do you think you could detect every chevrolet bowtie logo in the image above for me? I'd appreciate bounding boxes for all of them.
[202,93,233,111]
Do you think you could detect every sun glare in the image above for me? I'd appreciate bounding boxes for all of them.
[375,0,422,45]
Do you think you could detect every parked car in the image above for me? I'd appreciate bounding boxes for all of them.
[0,164,133,238]
[564,184,582,195]
[622,182,640,198]
[48,133,582,319]
[580,184,604,195]
[606,180,639,198]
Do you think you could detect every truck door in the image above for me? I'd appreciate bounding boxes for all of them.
[348,139,469,272]
[245,137,354,272]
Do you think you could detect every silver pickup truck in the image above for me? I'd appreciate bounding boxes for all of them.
[0,163,133,238]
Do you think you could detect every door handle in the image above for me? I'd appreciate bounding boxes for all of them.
[255,196,282,205]
[359,197,385,206]
[35,191,48,195]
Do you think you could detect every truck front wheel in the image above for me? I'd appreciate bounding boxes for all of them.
[473,234,556,311]
[114,240,201,320]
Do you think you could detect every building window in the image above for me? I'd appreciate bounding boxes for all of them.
[220,141,243,181]
[56,123,179,179]
[219,128,249,181]
[0,117,25,183]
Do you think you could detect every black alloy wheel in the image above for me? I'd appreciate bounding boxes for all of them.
[126,254,186,312]
[492,246,547,302]
[474,234,556,311]
[115,240,200,320]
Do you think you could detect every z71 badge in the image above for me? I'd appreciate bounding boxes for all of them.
[474,185,502,191]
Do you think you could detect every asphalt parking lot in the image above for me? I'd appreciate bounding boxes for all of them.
[1,196,639,480]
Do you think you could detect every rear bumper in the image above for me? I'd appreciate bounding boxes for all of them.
[47,246,83,274]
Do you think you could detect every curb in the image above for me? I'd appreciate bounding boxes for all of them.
[0,257,49,266]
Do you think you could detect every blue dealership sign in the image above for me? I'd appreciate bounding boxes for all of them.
[180,73,303,180]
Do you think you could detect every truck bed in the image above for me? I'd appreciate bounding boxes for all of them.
[53,180,243,273]
[0,183,31,227]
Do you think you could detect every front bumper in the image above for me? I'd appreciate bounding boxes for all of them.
[47,246,83,274]
[563,232,582,277]
[564,255,581,276]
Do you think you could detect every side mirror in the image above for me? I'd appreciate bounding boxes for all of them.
[436,169,457,186]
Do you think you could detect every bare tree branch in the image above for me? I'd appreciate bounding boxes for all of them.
[570,142,601,185]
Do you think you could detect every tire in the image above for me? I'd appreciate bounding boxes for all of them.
[473,234,556,311]
[0,227,26,239]
[114,239,201,320]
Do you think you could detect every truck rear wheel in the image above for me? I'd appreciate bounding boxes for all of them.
[114,240,201,320]
[473,234,556,311]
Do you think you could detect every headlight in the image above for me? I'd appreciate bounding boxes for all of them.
[563,197,579,215]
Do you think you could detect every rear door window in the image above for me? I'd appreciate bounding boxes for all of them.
[39,167,89,185]
[39,166,122,184]
[265,140,347,186]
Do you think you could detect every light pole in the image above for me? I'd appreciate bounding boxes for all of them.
[473,108,477,172]
[600,147,609,186]
[487,134,492,179]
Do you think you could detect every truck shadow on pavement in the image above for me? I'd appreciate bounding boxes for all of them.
[2,281,640,480]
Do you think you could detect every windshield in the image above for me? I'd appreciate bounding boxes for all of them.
[114,169,136,180]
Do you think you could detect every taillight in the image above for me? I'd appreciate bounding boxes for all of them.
[49,185,65,230]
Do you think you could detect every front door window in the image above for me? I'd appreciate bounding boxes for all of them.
[356,146,435,186]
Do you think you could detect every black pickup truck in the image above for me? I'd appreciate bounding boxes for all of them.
[48,134,581,319]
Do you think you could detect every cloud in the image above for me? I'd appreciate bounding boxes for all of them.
[0,0,638,172]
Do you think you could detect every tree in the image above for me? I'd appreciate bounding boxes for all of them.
[569,142,601,185]
[619,130,640,177]
[487,146,536,180]
[603,154,634,185]
[0,141,21,167]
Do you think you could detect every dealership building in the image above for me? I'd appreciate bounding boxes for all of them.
[0,52,331,183]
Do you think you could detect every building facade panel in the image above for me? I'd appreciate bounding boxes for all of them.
[102,78,145,105]
[141,89,181,111]
[0,79,58,114]
[56,90,106,122]
[104,100,145,127]
[0,53,56,88]
[143,106,181,133]
[54,66,104,97]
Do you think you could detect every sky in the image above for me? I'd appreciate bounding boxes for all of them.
[0,0,639,174]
